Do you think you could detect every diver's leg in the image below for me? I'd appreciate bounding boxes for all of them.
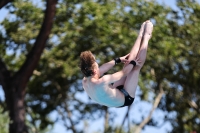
[112,21,146,88]
[124,21,153,97]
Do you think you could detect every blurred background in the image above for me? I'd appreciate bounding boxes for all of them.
[0,0,200,133]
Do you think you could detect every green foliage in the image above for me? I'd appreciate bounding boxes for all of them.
[1,0,200,132]
[1,0,43,72]
[0,106,10,133]
[139,0,200,132]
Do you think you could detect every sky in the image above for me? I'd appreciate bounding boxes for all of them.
[0,0,199,133]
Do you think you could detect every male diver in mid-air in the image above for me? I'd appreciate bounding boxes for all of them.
[79,20,153,107]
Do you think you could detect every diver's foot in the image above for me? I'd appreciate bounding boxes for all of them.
[139,21,146,38]
[143,20,153,40]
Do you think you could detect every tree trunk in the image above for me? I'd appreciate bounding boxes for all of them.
[5,84,27,133]
[0,0,13,9]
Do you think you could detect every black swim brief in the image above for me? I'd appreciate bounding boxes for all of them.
[116,85,134,107]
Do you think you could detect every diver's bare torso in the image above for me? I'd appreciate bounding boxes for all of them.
[82,77,124,107]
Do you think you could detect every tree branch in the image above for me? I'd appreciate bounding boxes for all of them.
[0,0,13,9]
[13,0,58,89]
[63,102,76,133]
[120,106,131,132]
[135,89,164,133]
[54,82,76,133]
[57,107,70,130]
[104,107,109,132]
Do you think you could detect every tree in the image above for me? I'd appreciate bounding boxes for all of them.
[0,0,58,132]
[139,0,200,132]
[163,0,200,132]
